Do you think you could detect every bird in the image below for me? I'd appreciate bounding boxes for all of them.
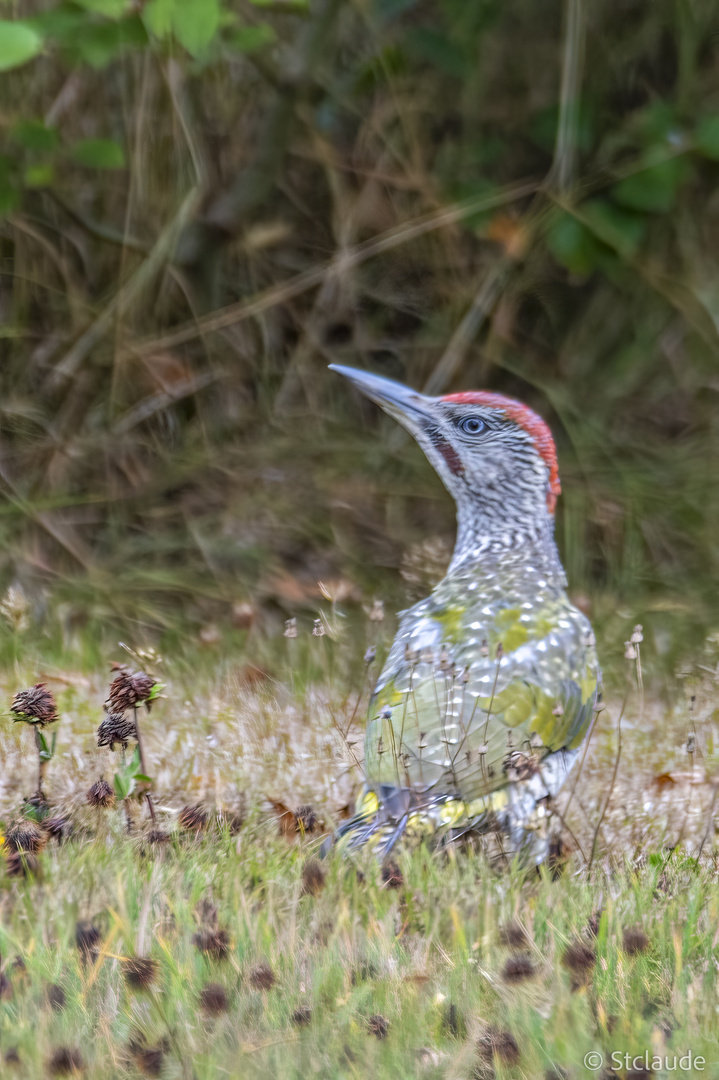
[326,364,599,864]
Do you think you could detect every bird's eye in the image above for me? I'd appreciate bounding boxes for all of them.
[458,416,486,436]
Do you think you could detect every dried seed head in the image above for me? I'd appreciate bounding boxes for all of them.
[562,940,596,989]
[0,974,11,1000]
[200,982,229,1014]
[86,779,115,809]
[624,641,637,660]
[122,957,159,990]
[364,646,377,664]
[480,639,489,657]
[147,829,171,845]
[46,983,66,1011]
[11,683,58,725]
[97,712,136,751]
[630,624,644,644]
[6,851,39,878]
[495,643,504,661]
[301,858,326,897]
[106,670,156,713]
[284,618,297,639]
[477,1027,520,1066]
[501,953,536,984]
[248,962,276,991]
[381,860,403,889]
[5,819,46,853]
[193,929,230,961]
[291,1005,312,1026]
[47,1046,84,1075]
[367,1014,389,1039]
[4,1046,20,1067]
[0,584,30,633]
[622,926,650,956]
[179,804,209,831]
[75,922,102,964]
[295,805,318,833]
[498,921,528,948]
[312,619,325,637]
[130,1044,165,1078]
[586,909,603,938]
[43,815,70,841]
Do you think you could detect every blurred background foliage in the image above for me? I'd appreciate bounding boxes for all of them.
[1,0,719,664]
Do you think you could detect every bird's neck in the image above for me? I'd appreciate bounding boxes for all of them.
[449,494,563,578]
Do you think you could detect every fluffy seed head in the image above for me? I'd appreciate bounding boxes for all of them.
[498,921,528,948]
[381,859,404,889]
[6,851,39,877]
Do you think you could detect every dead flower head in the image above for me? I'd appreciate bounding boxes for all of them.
[477,1027,520,1066]
[97,712,136,751]
[11,684,58,726]
[122,957,160,990]
[562,939,596,989]
[301,858,326,897]
[501,953,537,984]
[248,962,276,991]
[622,926,650,956]
[193,929,230,960]
[48,1046,84,1075]
[106,670,157,713]
[498,921,528,948]
[46,983,66,1011]
[86,779,115,809]
[179,804,209,831]
[5,819,47,854]
[75,922,102,964]
[367,1014,389,1039]
[6,851,39,878]
[200,982,229,1015]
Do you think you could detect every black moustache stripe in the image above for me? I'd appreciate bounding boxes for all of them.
[428,429,464,476]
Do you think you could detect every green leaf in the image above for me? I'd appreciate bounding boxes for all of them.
[230,23,276,52]
[24,163,55,189]
[134,773,152,784]
[146,681,165,702]
[74,0,130,18]
[114,772,133,800]
[72,138,126,169]
[173,0,220,56]
[695,116,719,161]
[546,213,602,276]
[12,120,59,153]
[612,157,689,214]
[0,22,43,72]
[581,199,646,260]
[142,0,175,39]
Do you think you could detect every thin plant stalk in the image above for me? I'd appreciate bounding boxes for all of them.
[133,705,156,823]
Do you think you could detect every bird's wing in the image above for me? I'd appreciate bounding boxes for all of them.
[365,594,598,803]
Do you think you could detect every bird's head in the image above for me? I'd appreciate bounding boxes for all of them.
[330,364,561,553]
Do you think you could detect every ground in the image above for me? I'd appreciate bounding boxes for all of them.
[0,616,717,1079]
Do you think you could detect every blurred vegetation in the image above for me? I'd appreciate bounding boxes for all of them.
[1,0,719,660]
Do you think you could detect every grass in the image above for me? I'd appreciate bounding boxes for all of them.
[1,611,718,1078]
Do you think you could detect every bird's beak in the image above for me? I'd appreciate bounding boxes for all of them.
[329,364,433,434]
